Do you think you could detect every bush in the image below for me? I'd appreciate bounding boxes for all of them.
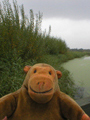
[44,36,67,55]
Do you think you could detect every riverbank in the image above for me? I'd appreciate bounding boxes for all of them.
[0,51,90,99]
[1,0,90,99]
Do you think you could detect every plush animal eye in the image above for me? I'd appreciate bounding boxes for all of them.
[34,70,37,73]
[49,71,51,75]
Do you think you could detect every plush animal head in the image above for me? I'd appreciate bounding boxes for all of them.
[23,63,62,103]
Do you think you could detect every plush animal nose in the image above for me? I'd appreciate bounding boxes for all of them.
[37,81,45,86]
[37,82,45,90]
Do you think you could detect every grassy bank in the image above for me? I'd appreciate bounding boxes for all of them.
[0,51,89,98]
[0,0,90,99]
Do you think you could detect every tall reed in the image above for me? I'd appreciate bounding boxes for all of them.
[0,0,68,62]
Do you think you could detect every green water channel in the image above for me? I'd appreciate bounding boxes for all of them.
[62,56,90,98]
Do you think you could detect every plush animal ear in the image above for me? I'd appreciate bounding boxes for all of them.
[56,70,62,79]
[24,66,31,73]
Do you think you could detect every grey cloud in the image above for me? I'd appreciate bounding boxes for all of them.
[4,0,90,20]
[15,0,90,20]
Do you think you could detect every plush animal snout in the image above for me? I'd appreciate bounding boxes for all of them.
[29,76,53,93]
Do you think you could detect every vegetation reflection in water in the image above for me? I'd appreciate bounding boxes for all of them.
[62,56,90,98]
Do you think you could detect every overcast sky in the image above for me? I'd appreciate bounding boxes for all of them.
[1,0,90,49]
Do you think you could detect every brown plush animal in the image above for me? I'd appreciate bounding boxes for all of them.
[2,116,7,120]
[0,63,90,120]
